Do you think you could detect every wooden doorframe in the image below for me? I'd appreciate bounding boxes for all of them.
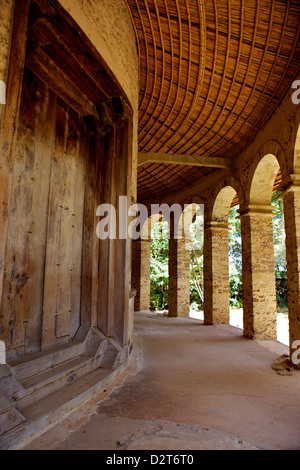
[0,0,134,357]
[0,0,31,311]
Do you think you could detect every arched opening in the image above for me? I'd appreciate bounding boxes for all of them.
[245,153,288,341]
[186,204,204,320]
[272,190,289,345]
[294,122,300,174]
[147,203,204,318]
[210,186,242,327]
[228,202,243,328]
[250,153,280,205]
[150,215,169,313]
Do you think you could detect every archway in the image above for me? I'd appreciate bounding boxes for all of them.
[272,190,289,345]
[0,0,134,360]
[283,119,300,361]
[294,122,300,174]
[250,153,280,205]
[150,215,169,313]
[242,153,281,340]
[204,186,241,326]
[185,204,205,320]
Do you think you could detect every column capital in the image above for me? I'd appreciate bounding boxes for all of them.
[237,204,274,218]
[137,237,152,243]
[279,174,300,199]
[205,221,229,230]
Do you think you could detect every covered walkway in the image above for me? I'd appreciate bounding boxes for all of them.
[25,311,300,450]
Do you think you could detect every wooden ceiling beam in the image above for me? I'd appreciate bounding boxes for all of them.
[138,152,233,170]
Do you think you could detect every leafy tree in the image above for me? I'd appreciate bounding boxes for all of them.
[149,192,288,312]
[272,191,288,309]
[228,205,243,307]
[189,214,204,310]
[150,221,169,310]
[272,191,287,278]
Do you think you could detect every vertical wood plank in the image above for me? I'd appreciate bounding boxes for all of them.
[123,109,133,347]
[80,129,97,338]
[90,131,101,329]
[0,0,31,349]
[56,106,78,340]
[25,79,56,354]
[42,98,68,348]
[113,114,129,346]
[1,69,56,357]
[98,127,116,337]
[69,117,87,339]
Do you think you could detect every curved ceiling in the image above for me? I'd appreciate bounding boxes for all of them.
[125,0,300,202]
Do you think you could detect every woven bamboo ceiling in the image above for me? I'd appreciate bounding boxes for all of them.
[125,0,300,202]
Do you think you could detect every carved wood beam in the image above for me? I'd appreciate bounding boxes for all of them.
[138,152,233,170]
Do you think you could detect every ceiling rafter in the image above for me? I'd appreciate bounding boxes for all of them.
[125,0,300,202]
[138,151,232,169]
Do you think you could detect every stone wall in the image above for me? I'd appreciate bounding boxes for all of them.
[132,240,151,311]
[240,210,277,340]
[168,237,190,317]
[203,224,230,325]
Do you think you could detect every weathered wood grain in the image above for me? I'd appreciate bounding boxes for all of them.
[0,0,31,354]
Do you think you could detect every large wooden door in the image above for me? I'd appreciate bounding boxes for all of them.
[0,0,133,362]
[1,68,89,357]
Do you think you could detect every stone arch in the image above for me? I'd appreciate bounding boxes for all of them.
[241,149,281,340]
[182,202,205,313]
[294,122,300,174]
[245,140,286,206]
[249,152,280,205]
[203,182,242,326]
[140,212,163,240]
[178,201,204,240]
[209,176,244,223]
[212,186,237,222]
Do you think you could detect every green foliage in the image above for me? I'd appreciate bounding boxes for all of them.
[149,192,288,312]
[276,278,288,309]
[150,221,169,310]
[272,191,288,308]
[272,191,287,278]
[189,214,204,310]
[229,276,243,308]
[228,206,243,307]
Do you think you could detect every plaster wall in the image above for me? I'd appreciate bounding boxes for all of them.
[0,0,139,199]
[58,0,139,200]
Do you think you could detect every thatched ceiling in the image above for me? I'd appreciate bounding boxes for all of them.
[125,0,300,202]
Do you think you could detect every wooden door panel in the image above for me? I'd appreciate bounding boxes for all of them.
[1,69,56,357]
[42,98,87,348]
[2,68,88,357]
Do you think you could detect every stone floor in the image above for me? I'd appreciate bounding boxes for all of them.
[190,308,289,346]
[24,311,300,450]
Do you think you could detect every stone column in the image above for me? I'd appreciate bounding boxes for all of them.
[131,239,151,311]
[168,235,190,318]
[281,183,300,363]
[203,222,230,325]
[240,205,277,340]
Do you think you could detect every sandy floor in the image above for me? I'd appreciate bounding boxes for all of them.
[189,308,289,346]
[25,310,300,451]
